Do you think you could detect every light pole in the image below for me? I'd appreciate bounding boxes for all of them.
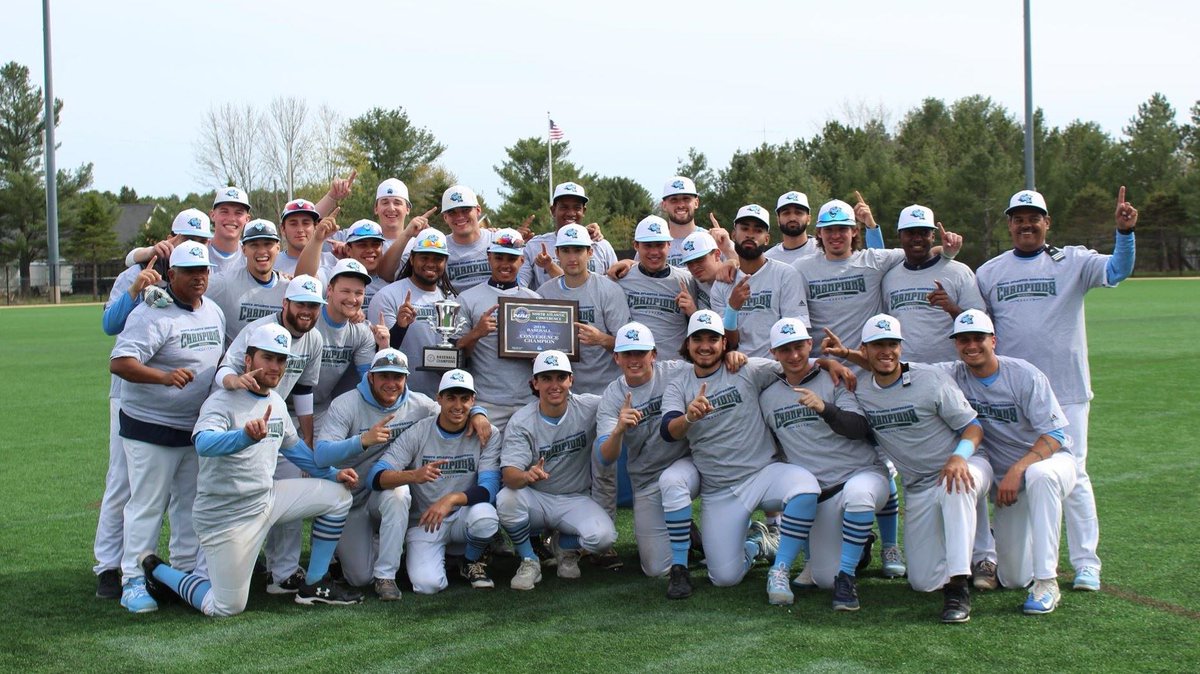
[1023,0,1035,190]
[43,0,61,303]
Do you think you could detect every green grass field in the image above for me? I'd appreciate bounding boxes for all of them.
[1,279,1198,673]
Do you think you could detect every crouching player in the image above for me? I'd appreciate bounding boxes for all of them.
[368,370,502,594]
[139,324,362,615]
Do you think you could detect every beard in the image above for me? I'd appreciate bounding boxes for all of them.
[736,240,767,260]
[779,223,806,237]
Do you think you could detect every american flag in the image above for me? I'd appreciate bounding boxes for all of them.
[548,118,564,142]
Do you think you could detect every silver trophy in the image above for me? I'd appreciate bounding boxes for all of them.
[421,297,466,371]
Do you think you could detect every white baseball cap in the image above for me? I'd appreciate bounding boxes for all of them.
[555,224,590,248]
[488,228,525,256]
[345,219,385,243]
[687,309,724,337]
[328,258,372,284]
[614,321,656,352]
[281,198,320,223]
[169,241,214,268]
[411,228,449,256]
[552,181,588,204]
[213,186,251,209]
[250,323,292,356]
[241,219,280,243]
[734,204,770,229]
[369,348,409,374]
[662,176,698,199]
[861,313,904,344]
[897,204,936,230]
[171,208,213,239]
[634,215,672,243]
[679,230,718,264]
[770,318,811,349]
[377,178,411,203]
[438,368,476,393]
[442,185,479,211]
[285,274,326,305]
[816,200,855,228]
[1006,189,1048,215]
[533,350,573,375]
[776,191,810,212]
[950,309,995,338]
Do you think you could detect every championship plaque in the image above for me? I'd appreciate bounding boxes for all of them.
[497,297,580,360]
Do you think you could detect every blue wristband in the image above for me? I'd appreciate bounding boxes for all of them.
[953,439,975,459]
[723,306,739,331]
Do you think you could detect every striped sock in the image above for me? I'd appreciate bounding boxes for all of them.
[841,510,876,576]
[776,494,817,567]
[877,476,900,548]
[151,563,211,612]
[307,513,347,584]
[505,518,536,560]
[664,506,692,567]
[465,532,490,563]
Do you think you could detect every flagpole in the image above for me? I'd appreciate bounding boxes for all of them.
[546,111,554,205]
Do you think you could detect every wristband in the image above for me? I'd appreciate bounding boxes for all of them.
[953,439,974,459]
[723,306,739,331]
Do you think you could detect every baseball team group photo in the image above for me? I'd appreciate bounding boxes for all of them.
[3,1,1199,672]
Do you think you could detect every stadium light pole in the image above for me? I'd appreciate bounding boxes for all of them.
[1023,0,1035,190]
[43,0,61,303]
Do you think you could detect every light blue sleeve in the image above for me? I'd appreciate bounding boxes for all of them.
[315,436,363,468]
[102,291,138,335]
[865,226,884,250]
[281,439,339,481]
[593,433,623,466]
[477,469,501,501]
[1105,231,1135,285]
[194,429,254,457]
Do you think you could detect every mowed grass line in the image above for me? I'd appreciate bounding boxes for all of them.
[0,282,1197,673]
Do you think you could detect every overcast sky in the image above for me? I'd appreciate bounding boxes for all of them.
[7,0,1197,209]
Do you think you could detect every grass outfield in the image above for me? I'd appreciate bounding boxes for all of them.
[1,279,1197,673]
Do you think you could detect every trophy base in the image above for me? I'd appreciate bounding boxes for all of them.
[420,346,465,372]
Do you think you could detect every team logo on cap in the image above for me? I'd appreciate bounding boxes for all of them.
[781,324,796,335]
[825,206,842,219]
[562,183,578,192]
[648,222,662,234]
[416,233,447,250]
[697,314,712,324]
[495,232,521,247]
[252,223,267,232]
[960,314,974,325]
[274,334,288,346]
[544,354,560,366]
[385,187,395,194]
[747,205,761,214]
[347,261,362,271]
[375,352,400,367]
[671,180,685,190]
[875,319,892,330]
[450,371,465,382]
[187,217,202,229]
[449,192,464,203]
[564,228,579,239]
[188,247,204,257]
[911,208,926,219]
[624,328,640,340]
[351,223,378,236]
[301,280,317,293]
[786,192,799,201]
[226,189,239,197]
[683,240,695,251]
[1018,193,1033,204]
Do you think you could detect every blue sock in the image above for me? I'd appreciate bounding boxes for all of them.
[744,540,758,572]
[307,513,347,584]
[557,533,581,551]
[776,494,817,568]
[878,476,900,548]
[664,506,692,567]
[151,563,211,612]
[840,510,876,576]
[465,531,490,563]
[505,518,536,560]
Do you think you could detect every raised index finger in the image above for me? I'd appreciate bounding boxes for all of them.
[937,221,947,240]
[347,168,357,184]
[403,290,412,305]
[1117,185,1126,207]
[708,213,720,228]
[146,255,158,270]
[263,405,272,421]
[624,392,633,408]
[697,382,707,398]
[853,190,865,204]
[423,207,438,218]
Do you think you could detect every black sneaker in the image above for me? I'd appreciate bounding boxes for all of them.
[138,553,173,603]
[295,577,364,606]
[460,559,496,589]
[96,568,121,599]
[266,568,307,595]
[666,564,693,600]
[590,548,623,571]
[532,533,556,568]
[688,520,706,566]
[941,578,971,624]
[489,532,515,558]
[832,571,860,611]
[856,532,876,574]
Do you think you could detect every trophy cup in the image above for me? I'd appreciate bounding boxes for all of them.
[421,297,466,371]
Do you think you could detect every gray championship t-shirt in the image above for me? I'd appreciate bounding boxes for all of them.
[368,278,462,398]
[501,393,602,496]
[709,260,809,358]
[764,238,819,266]
[519,233,619,289]
[400,229,495,293]
[617,266,697,358]
[457,281,540,407]
[536,273,631,395]
[881,257,985,364]
[596,360,692,493]
[205,268,289,344]
[794,249,906,349]
[312,310,377,413]
[218,313,323,401]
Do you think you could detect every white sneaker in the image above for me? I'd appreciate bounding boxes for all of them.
[1023,578,1062,614]
[767,564,794,605]
[510,558,542,591]
[557,549,582,579]
[792,564,816,589]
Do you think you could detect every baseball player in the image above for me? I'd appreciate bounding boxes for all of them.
[108,241,225,613]
[311,258,388,419]
[499,351,617,590]
[615,216,699,358]
[368,370,502,594]
[679,229,723,311]
[299,217,393,313]
[139,323,362,616]
[831,313,992,623]
[205,187,254,273]
[975,187,1137,592]
[759,318,895,610]
[388,186,495,292]
[275,199,336,276]
[764,191,818,264]
[369,228,461,397]
[317,174,410,253]
[708,204,809,357]
[607,177,734,277]
[94,209,212,599]
[455,228,540,431]
[519,181,619,289]
[660,310,820,604]
[204,219,289,344]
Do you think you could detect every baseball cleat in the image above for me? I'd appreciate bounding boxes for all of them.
[767,564,794,605]
[295,576,363,605]
[832,571,860,611]
[971,560,999,591]
[589,548,624,571]
[688,520,706,566]
[1072,566,1101,592]
[940,579,971,624]
[120,577,158,614]
[511,557,543,591]
[460,560,495,589]
[137,552,172,603]
[1023,578,1062,615]
[373,577,401,601]
[557,548,582,579]
[266,568,307,595]
[532,533,556,568]
[488,532,515,558]
[666,564,693,600]
[881,545,907,578]
[856,532,876,574]
[96,569,121,600]
[747,520,779,563]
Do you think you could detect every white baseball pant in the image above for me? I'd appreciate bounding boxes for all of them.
[994,451,1079,588]
[903,455,993,592]
[805,470,891,590]
[638,457,701,577]
[405,503,499,594]
[120,437,200,581]
[335,486,412,587]
[1062,402,1101,570]
[264,455,304,583]
[477,401,523,435]
[497,488,617,554]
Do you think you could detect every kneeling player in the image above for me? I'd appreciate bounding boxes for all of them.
[368,370,502,594]
[140,324,361,616]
